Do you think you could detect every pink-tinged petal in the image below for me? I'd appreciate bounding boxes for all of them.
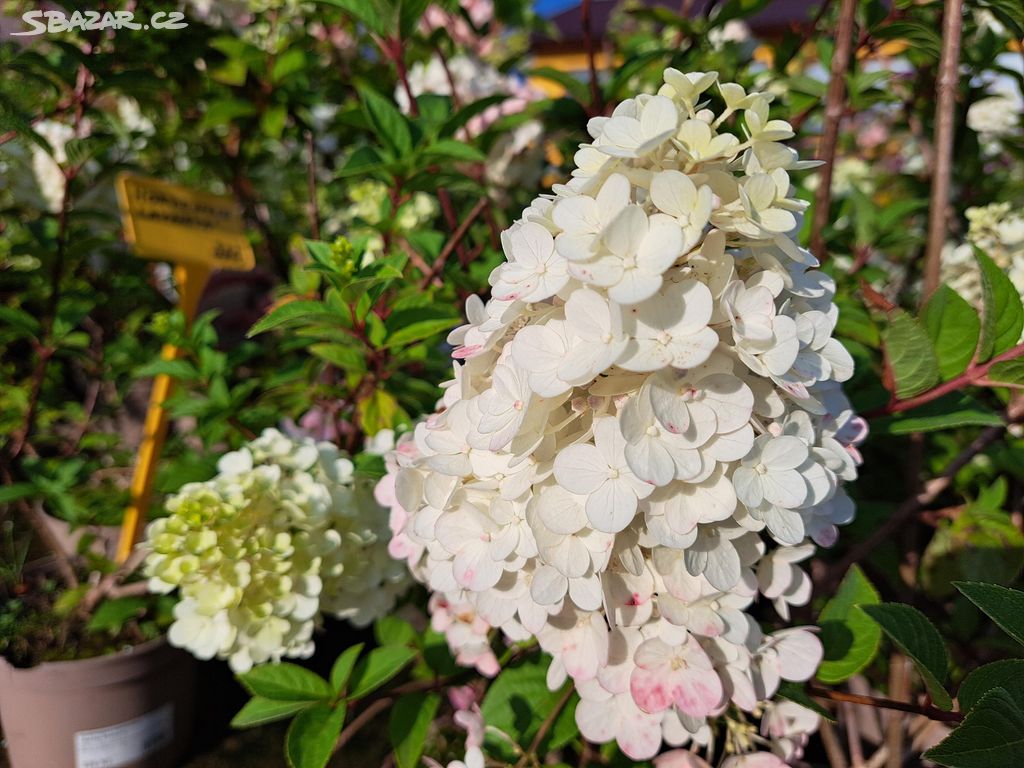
[616,698,664,760]
[453,544,503,591]
[630,664,679,713]
[674,666,724,717]
[575,698,618,742]
[654,750,713,768]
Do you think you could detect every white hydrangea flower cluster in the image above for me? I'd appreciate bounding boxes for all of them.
[943,202,1024,308]
[145,428,408,672]
[381,69,865,762]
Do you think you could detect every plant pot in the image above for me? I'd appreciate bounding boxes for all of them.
[0,636,196,768]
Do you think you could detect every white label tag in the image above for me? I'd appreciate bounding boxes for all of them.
[73,703,174,768]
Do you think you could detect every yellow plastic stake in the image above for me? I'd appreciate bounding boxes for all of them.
[115,263,211,563]
[114,174,254,564]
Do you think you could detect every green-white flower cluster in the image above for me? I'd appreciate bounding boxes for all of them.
[144,428,408,672]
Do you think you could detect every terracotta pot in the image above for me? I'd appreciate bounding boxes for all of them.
[0,637,196,768]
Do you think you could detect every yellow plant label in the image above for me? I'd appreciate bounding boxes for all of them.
[116,174,255,270]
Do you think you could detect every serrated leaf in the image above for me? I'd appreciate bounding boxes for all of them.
[987,358,1024,387]
[346,646,417,700]
[816,565,882,684]
[923,285,981,379]
[954,582,1024,647]
[976,250,1024,362]
[359,85,412,158]
[232,697,314,728]
[285,702,346,768]
[924,688,1024,767]
[330,643,364,694]
[958,660,1024,712]
[238,663,333,702]
[883,310,941,398]
[860,603,952,709]
[389,692,440,768]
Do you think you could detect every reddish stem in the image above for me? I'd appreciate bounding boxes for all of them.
[868,342,1024,418]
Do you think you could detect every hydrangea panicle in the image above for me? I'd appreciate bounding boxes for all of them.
[145,428,408,672]
[379,69,864,763]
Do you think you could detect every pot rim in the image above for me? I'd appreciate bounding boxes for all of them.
[0,635,190,691]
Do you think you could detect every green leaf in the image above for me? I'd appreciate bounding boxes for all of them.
[958,660,1024,712]
[389,692,440,768]
[883,310,941,398]
[336,145,385,178]
[285,702,346,768]
[924,687,1024,767]
[248,300,337,337]
[0,483,36,504]
[346,646,417,700]
[976,250,1024,361]
[399,0,431,37]
[374,616,416,647]
[0,305,42,338]
[310,342,366,372]
[271,49,306,83]
[261,104,288,139]
[359,85,413,158]
[87,597,146,633]
[316,0,388,34]
[954,582,1024,647]
[422,139,486,163]
[53,585,90,616]
[987,358,1024,387]
[357,389,403,436]
[330,643,364,694]
[871,394,1003,435]
[860,603,952,709]
[481,655,572,760]
[231,697,314,729]
[238,664,333,702]
[816,565,883,684]
[134,359,200,381]
[440,95,506,138]
[385,318,460,349]
[923,285,981,379]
